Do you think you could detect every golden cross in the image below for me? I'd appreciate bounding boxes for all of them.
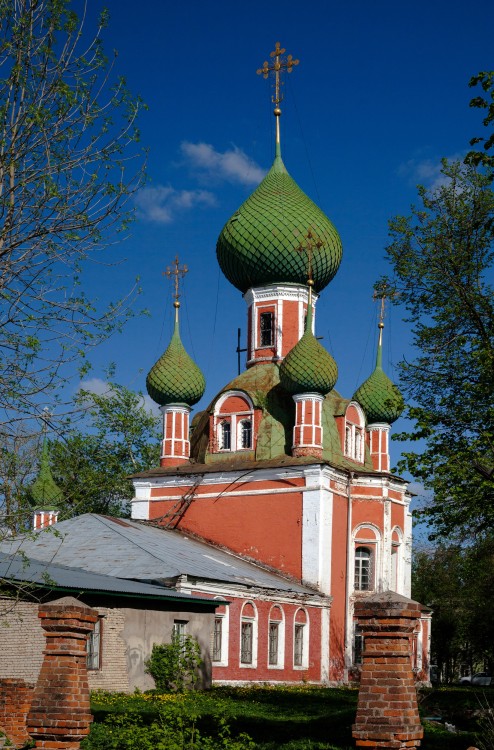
[296,227,324,291]
[373,281,397,327]
[164,255,188,309]
[257,42,299,108]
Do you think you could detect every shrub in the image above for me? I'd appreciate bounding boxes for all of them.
[81,705,255,750]
[145,634,203,692]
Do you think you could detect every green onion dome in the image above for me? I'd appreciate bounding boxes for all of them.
[353,326,404,424]
[146,313,206,407]
[279,299,338,395]
[31,438,63,506]
[216,152,342,294]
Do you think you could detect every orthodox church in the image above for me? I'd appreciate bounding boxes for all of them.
[131,45,431,685]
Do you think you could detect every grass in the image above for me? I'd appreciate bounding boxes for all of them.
[88,684,490,749]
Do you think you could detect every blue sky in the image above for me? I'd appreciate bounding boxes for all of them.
[76,0,493,477]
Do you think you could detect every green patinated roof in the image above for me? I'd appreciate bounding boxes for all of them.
[190,362,374,472]
[31,438,63,507]
[353,332,404,424]
[279,299,338,395]
[146,317,206,407]
[216,153,342,294]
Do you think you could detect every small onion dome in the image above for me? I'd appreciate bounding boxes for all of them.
[216,152,342,294]
[353,327,404,424]
[279,299,338,395]
[146,315,205,407]
[31,438,63,506]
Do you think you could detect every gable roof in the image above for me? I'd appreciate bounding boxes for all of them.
[0,514,319,596]
[0,551,218,606]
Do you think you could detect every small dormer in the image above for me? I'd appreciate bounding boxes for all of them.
[210,391,258,454]
[342,401,366,463]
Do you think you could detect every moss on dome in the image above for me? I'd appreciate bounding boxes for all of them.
[279,302,338,395]
[216,154,342,294]
[146,319,205,407]
[353,335,404,424]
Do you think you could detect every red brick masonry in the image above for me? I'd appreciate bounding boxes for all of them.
[352,591,424,750]
[27,596,98,750]
[0,678,35,747]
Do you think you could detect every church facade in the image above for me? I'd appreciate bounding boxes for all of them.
[131,45,430,685]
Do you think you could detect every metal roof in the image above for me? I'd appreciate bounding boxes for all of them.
[0,514,318,595]
[0,551,217,605]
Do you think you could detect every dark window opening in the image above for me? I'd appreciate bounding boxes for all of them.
[260,312,274,347]
[241,621,253,664]
[268,622,279,665]
[240,420,252,449]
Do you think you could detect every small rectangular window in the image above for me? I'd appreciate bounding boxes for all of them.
[260,312,274,347]
[268,622,279,665]
[87,618,101,670]
[294,623,304,667]
[173,620,188,652]
[213,617,223,662]
[241,621,253,664]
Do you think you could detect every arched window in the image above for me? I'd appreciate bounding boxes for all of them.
[293,608,309,669]
[213,391,255,453]
[240,419,252,449]
[268,605,284,668]
[355,546,372,591]
[240,601,258,668]
[343,402,366,463]
[220,421,231,450]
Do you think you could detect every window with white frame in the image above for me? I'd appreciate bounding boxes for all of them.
[219,421,231,450]
[354,546,373,591]
[213,617,223,662]
[391,528,402,592]
[259,311,274,347]
[240,602,257,667]
[173,619,188,650]
[87,617,102,670]
[268,605,284,668]
[214,392,255,453]
[241,621,253,663]
[239,419,252,449]
[211,600,229,666]
[293,609,309,669]
[343,402,365,463]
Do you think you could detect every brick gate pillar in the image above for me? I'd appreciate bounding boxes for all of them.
[352,591,424,750]
[27,596,98,750]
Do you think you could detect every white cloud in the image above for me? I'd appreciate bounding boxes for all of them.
[78,378,161,417]
[135,185,216,224]
[181,141,266,186]
[399,153,465,191]
[78,377,110,396]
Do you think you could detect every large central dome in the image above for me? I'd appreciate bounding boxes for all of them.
[216,152,342,294]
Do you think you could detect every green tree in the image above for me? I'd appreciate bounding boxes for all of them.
[0,0,145,434]
[49,382,160,518]
[412,540,494,678]
[467,71,494,172]
[379,160,494,540]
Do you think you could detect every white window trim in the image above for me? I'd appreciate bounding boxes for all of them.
[256,304,277,350]
[267,607,285,670]
[215,391,254,453]
[212,597,229,667]
[344,402,366,463]
[352,525,381,593]
[239,601,258,669]
[293,608,310,670]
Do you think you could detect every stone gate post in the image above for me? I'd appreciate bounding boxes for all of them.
[352,591,424,750]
